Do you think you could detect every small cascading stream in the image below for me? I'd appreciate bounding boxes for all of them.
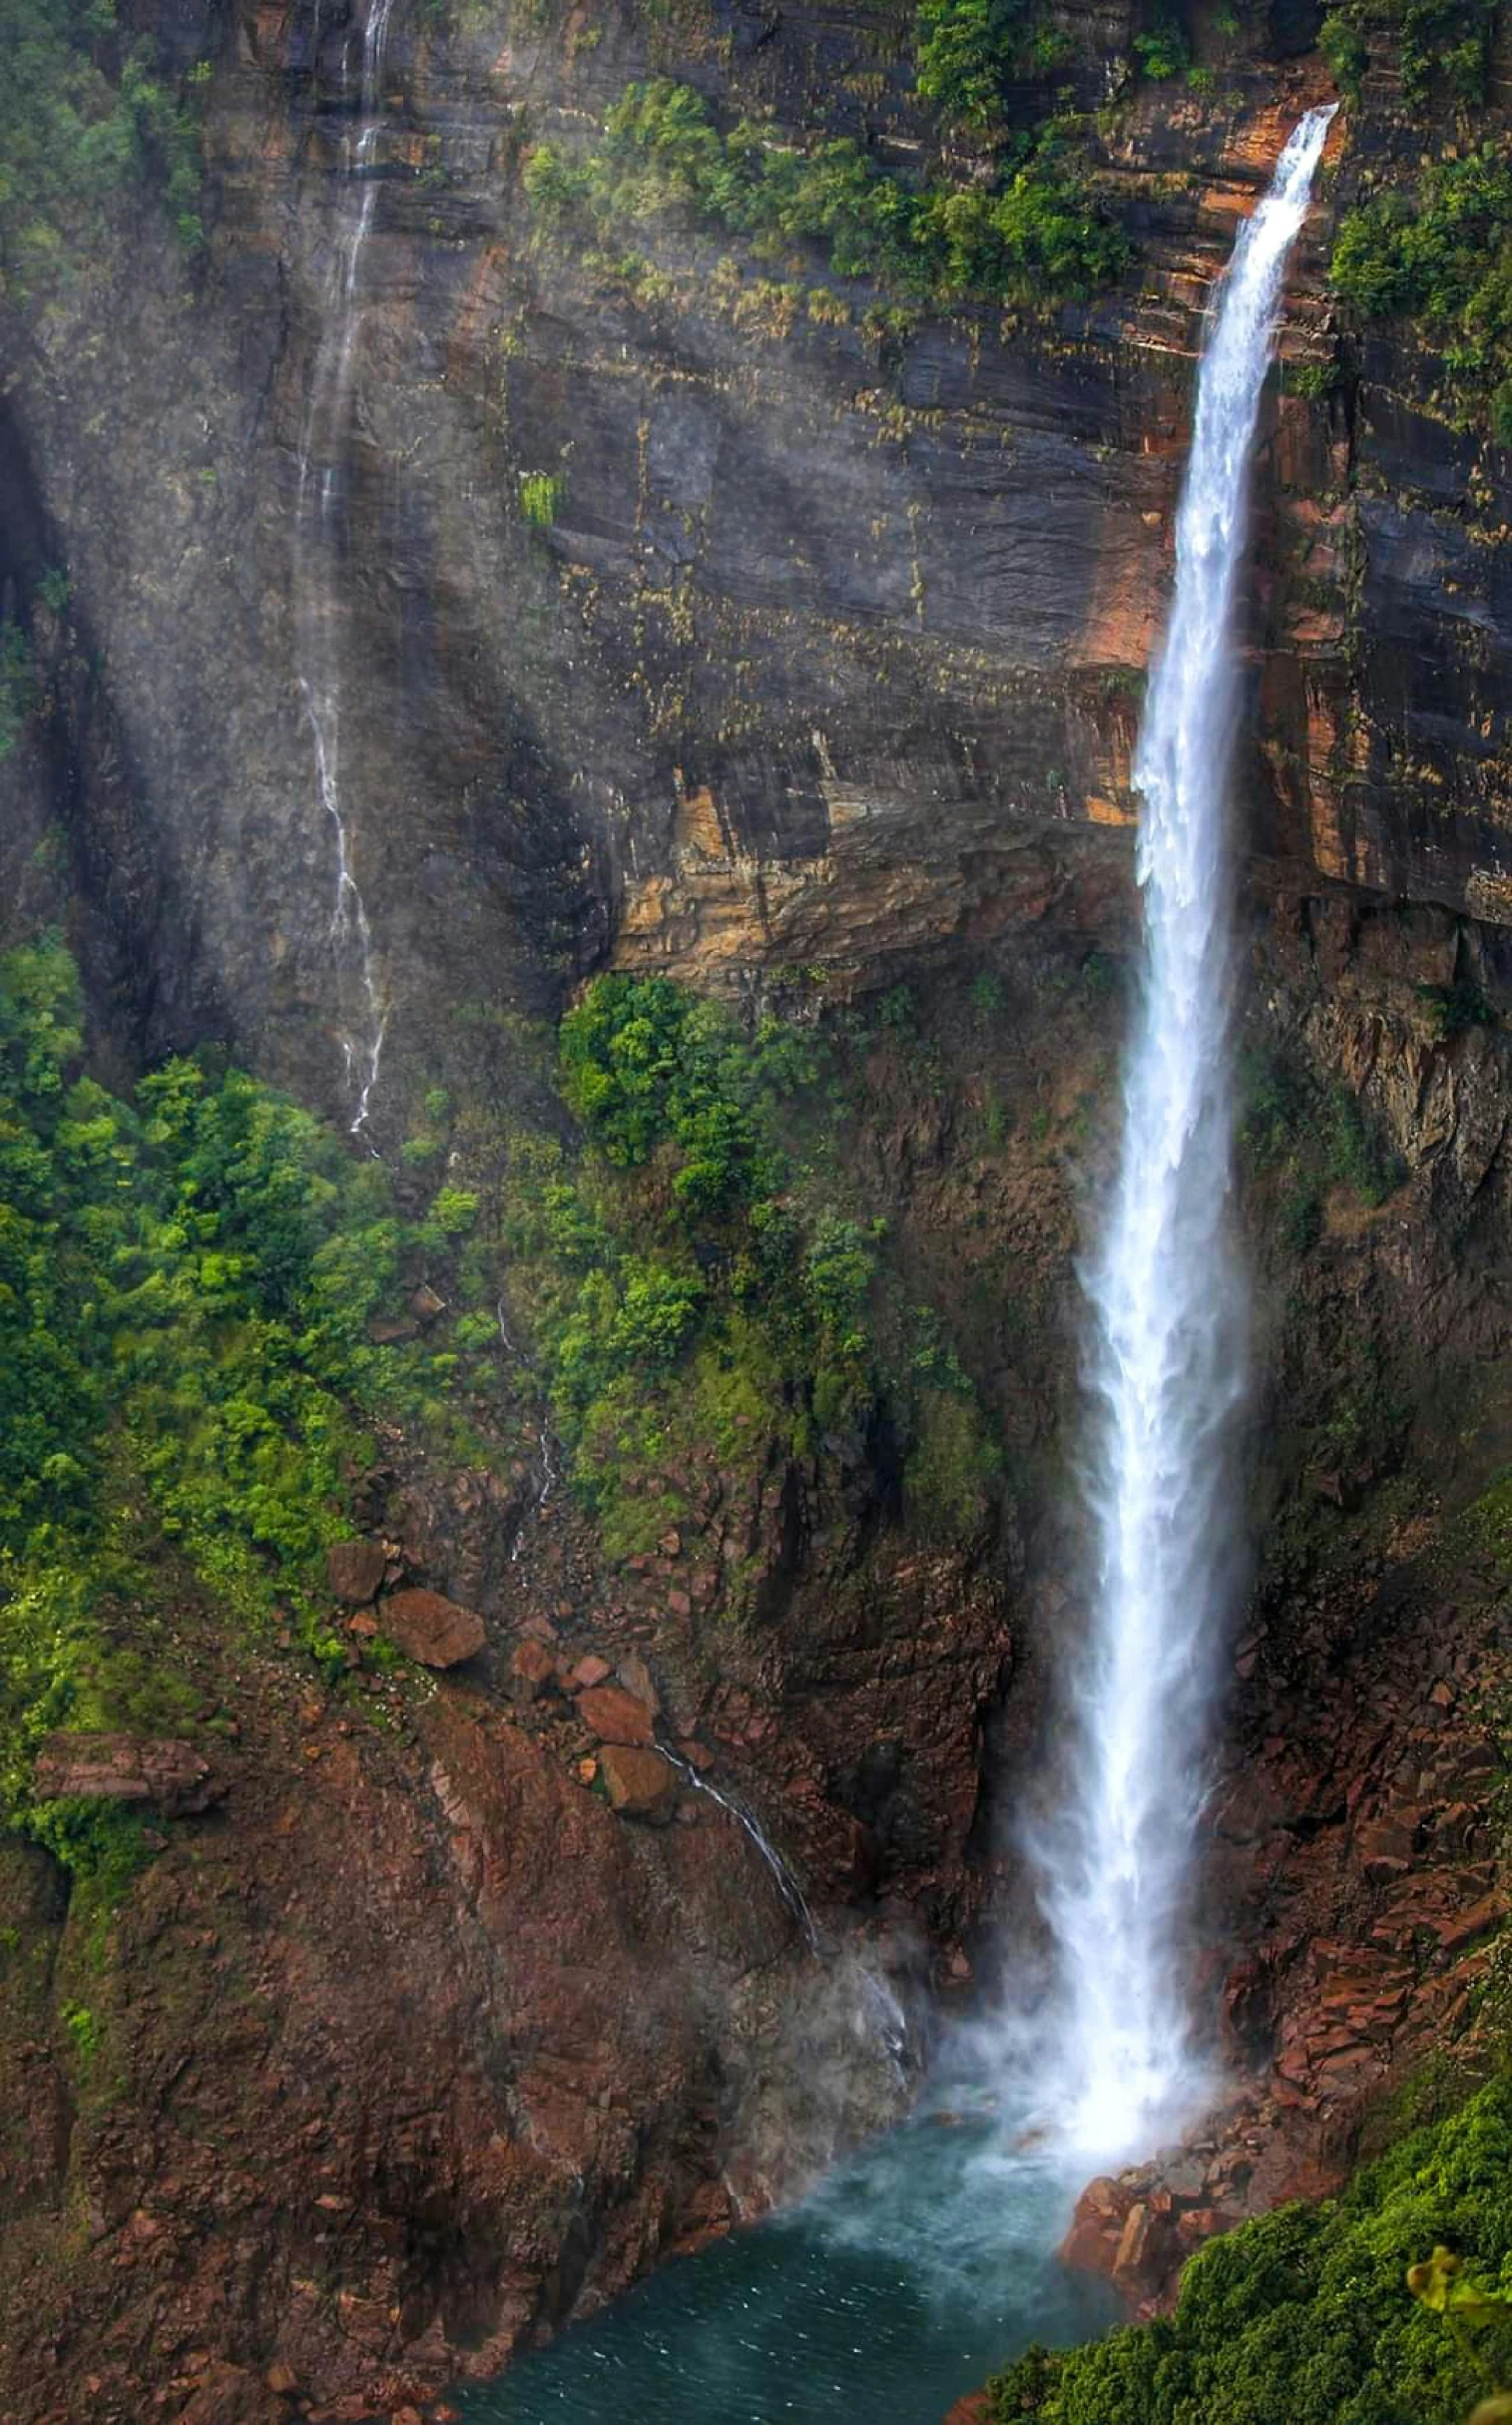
[293,0,397,1136]
[1037,105,1337,2167]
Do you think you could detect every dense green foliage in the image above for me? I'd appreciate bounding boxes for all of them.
[0,945,999,1861]
[504,975,1000,1566]
[524,77,1130,308]
[0,0,206,293]
[1331,142,1512,437]
[914,0,1070,130]
[990,2079,1512,2424]
[0,937,509,1874]
[1317,0,1495,107]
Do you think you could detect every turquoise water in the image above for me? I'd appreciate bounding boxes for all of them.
[459,2101,1117,2423]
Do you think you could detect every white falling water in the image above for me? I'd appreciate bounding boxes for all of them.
[1042,107,1336,2167]
[294,0,398,1136]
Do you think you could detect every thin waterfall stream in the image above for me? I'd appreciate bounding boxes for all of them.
[453,108,1334,2425]
[294,0,396,1136]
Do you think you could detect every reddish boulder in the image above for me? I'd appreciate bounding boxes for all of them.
[570,1655,613,1691]
[33,1733,223,1816]
[379,1589,486,1669]
[599,1745,678,1822]
[577,1685,655,1746]
[511,1640,558,1701]
[325,1540,388,1606]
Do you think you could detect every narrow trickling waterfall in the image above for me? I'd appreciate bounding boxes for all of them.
[294,0,397,1135]
[1041,106,1336,2167]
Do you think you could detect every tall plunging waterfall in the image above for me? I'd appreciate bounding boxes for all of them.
[1041,106,1336,2166]
[294,0,396,1135]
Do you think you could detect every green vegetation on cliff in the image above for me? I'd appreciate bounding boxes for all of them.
[0,935,511,1876]
[0,942,1000,1869]
[502,973,1001,1568]
[914,0,1072,129]
[1317,0,1495,107]
[1331,140,1512,438]
[524,76,1130,308]
[991,2079,1512,2425]
[0,0,206,294]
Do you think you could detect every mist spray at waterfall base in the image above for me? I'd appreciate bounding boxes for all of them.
[453,108,1335,2425]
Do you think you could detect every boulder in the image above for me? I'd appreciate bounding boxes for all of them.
[576,1685,655,1746]
[325,1540,388,1606]
[33,1734,224,1816]
[599,1745,678,1822]
[379,1589,486,1669]
[617,1651,661,1714]
[510,1640,558,1700]
[570,1655,612,1691]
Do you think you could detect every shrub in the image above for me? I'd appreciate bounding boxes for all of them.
[0,935,513,1872]
[1132,15,1191,80]
[519,470,564,525]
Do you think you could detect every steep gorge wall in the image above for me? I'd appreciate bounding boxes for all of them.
[4,0,1511,1109]
[5,4,1512,2421]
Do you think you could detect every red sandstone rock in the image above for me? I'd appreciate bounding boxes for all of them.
[511,1641,558,1699]
[571,1656,612,1690]
[33,1734,223,1816]
[598,1744,678,1822]
[577,1685,655,1746]
[379,1589,486,1668]
[325,1540,388,1605]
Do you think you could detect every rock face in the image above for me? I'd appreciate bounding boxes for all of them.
[2,5,1507,1120]
[31,1734,223,1816]
[379,1588,487,1669]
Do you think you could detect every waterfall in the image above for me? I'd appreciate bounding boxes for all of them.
[1040,106,1336,2167]
[294,0,397,1136]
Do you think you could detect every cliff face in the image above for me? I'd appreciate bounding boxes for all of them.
[5,0,1510,1103]
[6,4,1512,2421]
